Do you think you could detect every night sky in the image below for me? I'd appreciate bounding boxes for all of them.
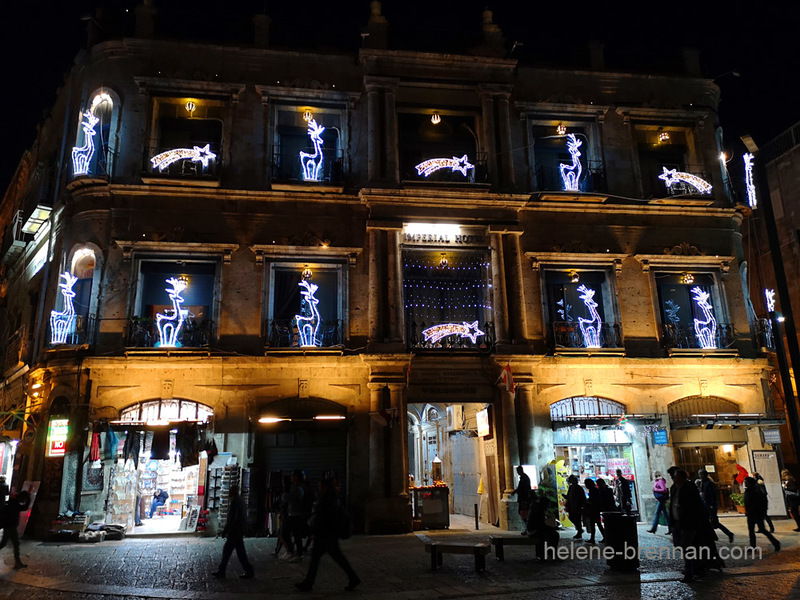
[2,0,797,193]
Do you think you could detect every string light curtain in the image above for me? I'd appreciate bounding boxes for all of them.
[402,249,492,330]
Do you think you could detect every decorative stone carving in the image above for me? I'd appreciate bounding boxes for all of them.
[663,242,704,256]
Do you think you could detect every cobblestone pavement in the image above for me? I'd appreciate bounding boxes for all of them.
[1,516,799,599]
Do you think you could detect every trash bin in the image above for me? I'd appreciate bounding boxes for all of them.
[601,511,639,571]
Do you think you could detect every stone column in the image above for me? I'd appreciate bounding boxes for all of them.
[387,229,404,343]
[495,93,515,189]
[490,232,509,344]
[504,232,527,344]
[367,229,382,342]
[388,383,409,498]
[367,87,381,182]
[480,93,497,183]
[368,382,385,497]
[384,87,399,184]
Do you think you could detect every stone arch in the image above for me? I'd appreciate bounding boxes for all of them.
[63,242,104,342]
[73,87,123,178]
[257,396,347,421]
[118,398,214,422]
[667,396,740,421]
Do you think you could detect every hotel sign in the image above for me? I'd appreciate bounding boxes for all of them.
[402,223,486,246]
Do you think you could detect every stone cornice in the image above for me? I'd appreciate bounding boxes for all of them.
[525,252,629,273]
[634,253,734,274]
[249,244,362,266]
[114,240,239,263]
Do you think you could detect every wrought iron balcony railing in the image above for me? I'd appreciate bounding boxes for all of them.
[144,143,221,179]
[660,322,736,351]
[2,326,26,373]
[271,147,344,184]
[407,320,495,351]
[126,317,214,349]
[754,318,776,350]
[551,321,622,349]
[535,160,608,194]
[48,315,97,347]
[264,319,343,348]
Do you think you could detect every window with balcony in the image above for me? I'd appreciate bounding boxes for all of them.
[71,91,119,178]
[146,98,222,179]
[127,260,217,348]
[636,127,709,198]
[272,107,343,184]
[399,113,486,183]
[545,270,621,350]
[49,248,98,346]
[656,272,731,350]
[403,248,494,350]
[532,125,606,194]
[265,263,345,348]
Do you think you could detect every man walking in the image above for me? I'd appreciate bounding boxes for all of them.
[212,485,255,579]
[699,469,734,543]
[0,490,31,569]
[744,476,780,551]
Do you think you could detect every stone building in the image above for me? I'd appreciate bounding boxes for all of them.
[0,3,784,537]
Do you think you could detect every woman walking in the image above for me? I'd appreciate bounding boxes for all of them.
[584,478,604,544]
[648,471,671,534]
[565,475,586,540]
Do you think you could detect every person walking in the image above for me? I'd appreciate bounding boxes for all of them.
[510,465,532,529]
[614,469,632,514]
[648,471,671,534]
[284,470,308,560]
[0,490,31,570]
[212,485,255,579]
[295,478,360,592]
[0,476,9,508]
[584,478,604,544]
[781,469,800,531]
[596,478,616,512]
[565,475,586,540]
[525,490,560,559]
[753,473,775,533]
[670,469,721,582]
[743,476,780,551]
[698,469,734,543]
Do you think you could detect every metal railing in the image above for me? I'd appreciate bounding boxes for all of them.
[47,315,97,347]
[550,321,622,349]
[660,322,736,351]
[754,318,776,350]
[2,327,26,373]
[264,319,343,348]
[126,317,214,348]
[401,151,488,184]
[534,160,608,194]
[407,320,495,351]
[144,143,221,179]
[271,147,344,184]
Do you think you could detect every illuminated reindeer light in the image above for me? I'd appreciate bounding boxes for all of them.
[691,286,717,349]
[71,111,100,176]
[156,277,188,347]
[50,272,79,345]
[577,284,602,348]
[295,279,321,347]
[299,119,325,181]
[559,133,583,192]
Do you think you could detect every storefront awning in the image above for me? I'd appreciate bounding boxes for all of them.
[670,413,785,430]
[551,413,661,430]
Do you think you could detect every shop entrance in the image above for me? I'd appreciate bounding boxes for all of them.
[407,402,496,526]
[674,446,740,513]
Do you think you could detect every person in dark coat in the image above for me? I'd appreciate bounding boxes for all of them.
[781,469,800,531]
[212,485,254,579]
[584,478,604,544]
[0,476,9,507]
[149,488,169,518]
[614,469,632,514]
[753,472,775,533]
[670,469,722,582]
[564,475,586,540]
[296,478,360,592]
[596,478,616,512]
[0,490,31,569]
[743,477,780,551]
[699,469,734,543]
[510,465,532,527]
[525,490,560,559]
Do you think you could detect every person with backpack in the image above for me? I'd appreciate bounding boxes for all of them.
[295,477,360,592]
[0,490,31,570]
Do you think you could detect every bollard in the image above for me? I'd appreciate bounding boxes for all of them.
[474,503,479,530]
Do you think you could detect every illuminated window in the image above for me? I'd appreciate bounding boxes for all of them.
[272,107,343,183]
[656,272,729,350]
[71,91,118,178]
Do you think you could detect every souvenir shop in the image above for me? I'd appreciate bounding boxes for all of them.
[95,399,220,535]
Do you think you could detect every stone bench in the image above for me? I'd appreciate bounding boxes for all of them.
[424,541,490,572]
[489,535,537,561]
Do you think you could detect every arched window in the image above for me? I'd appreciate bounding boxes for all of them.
[119,399,213,423]
[668,396,739,421]
[550,396,625,422]
[71,247,96,333]
[72,90,119,178]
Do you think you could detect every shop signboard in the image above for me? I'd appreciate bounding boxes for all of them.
[763,429,781,445]
[46,418,69,457]
[653,429,668,445]
[476,409,490,437]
